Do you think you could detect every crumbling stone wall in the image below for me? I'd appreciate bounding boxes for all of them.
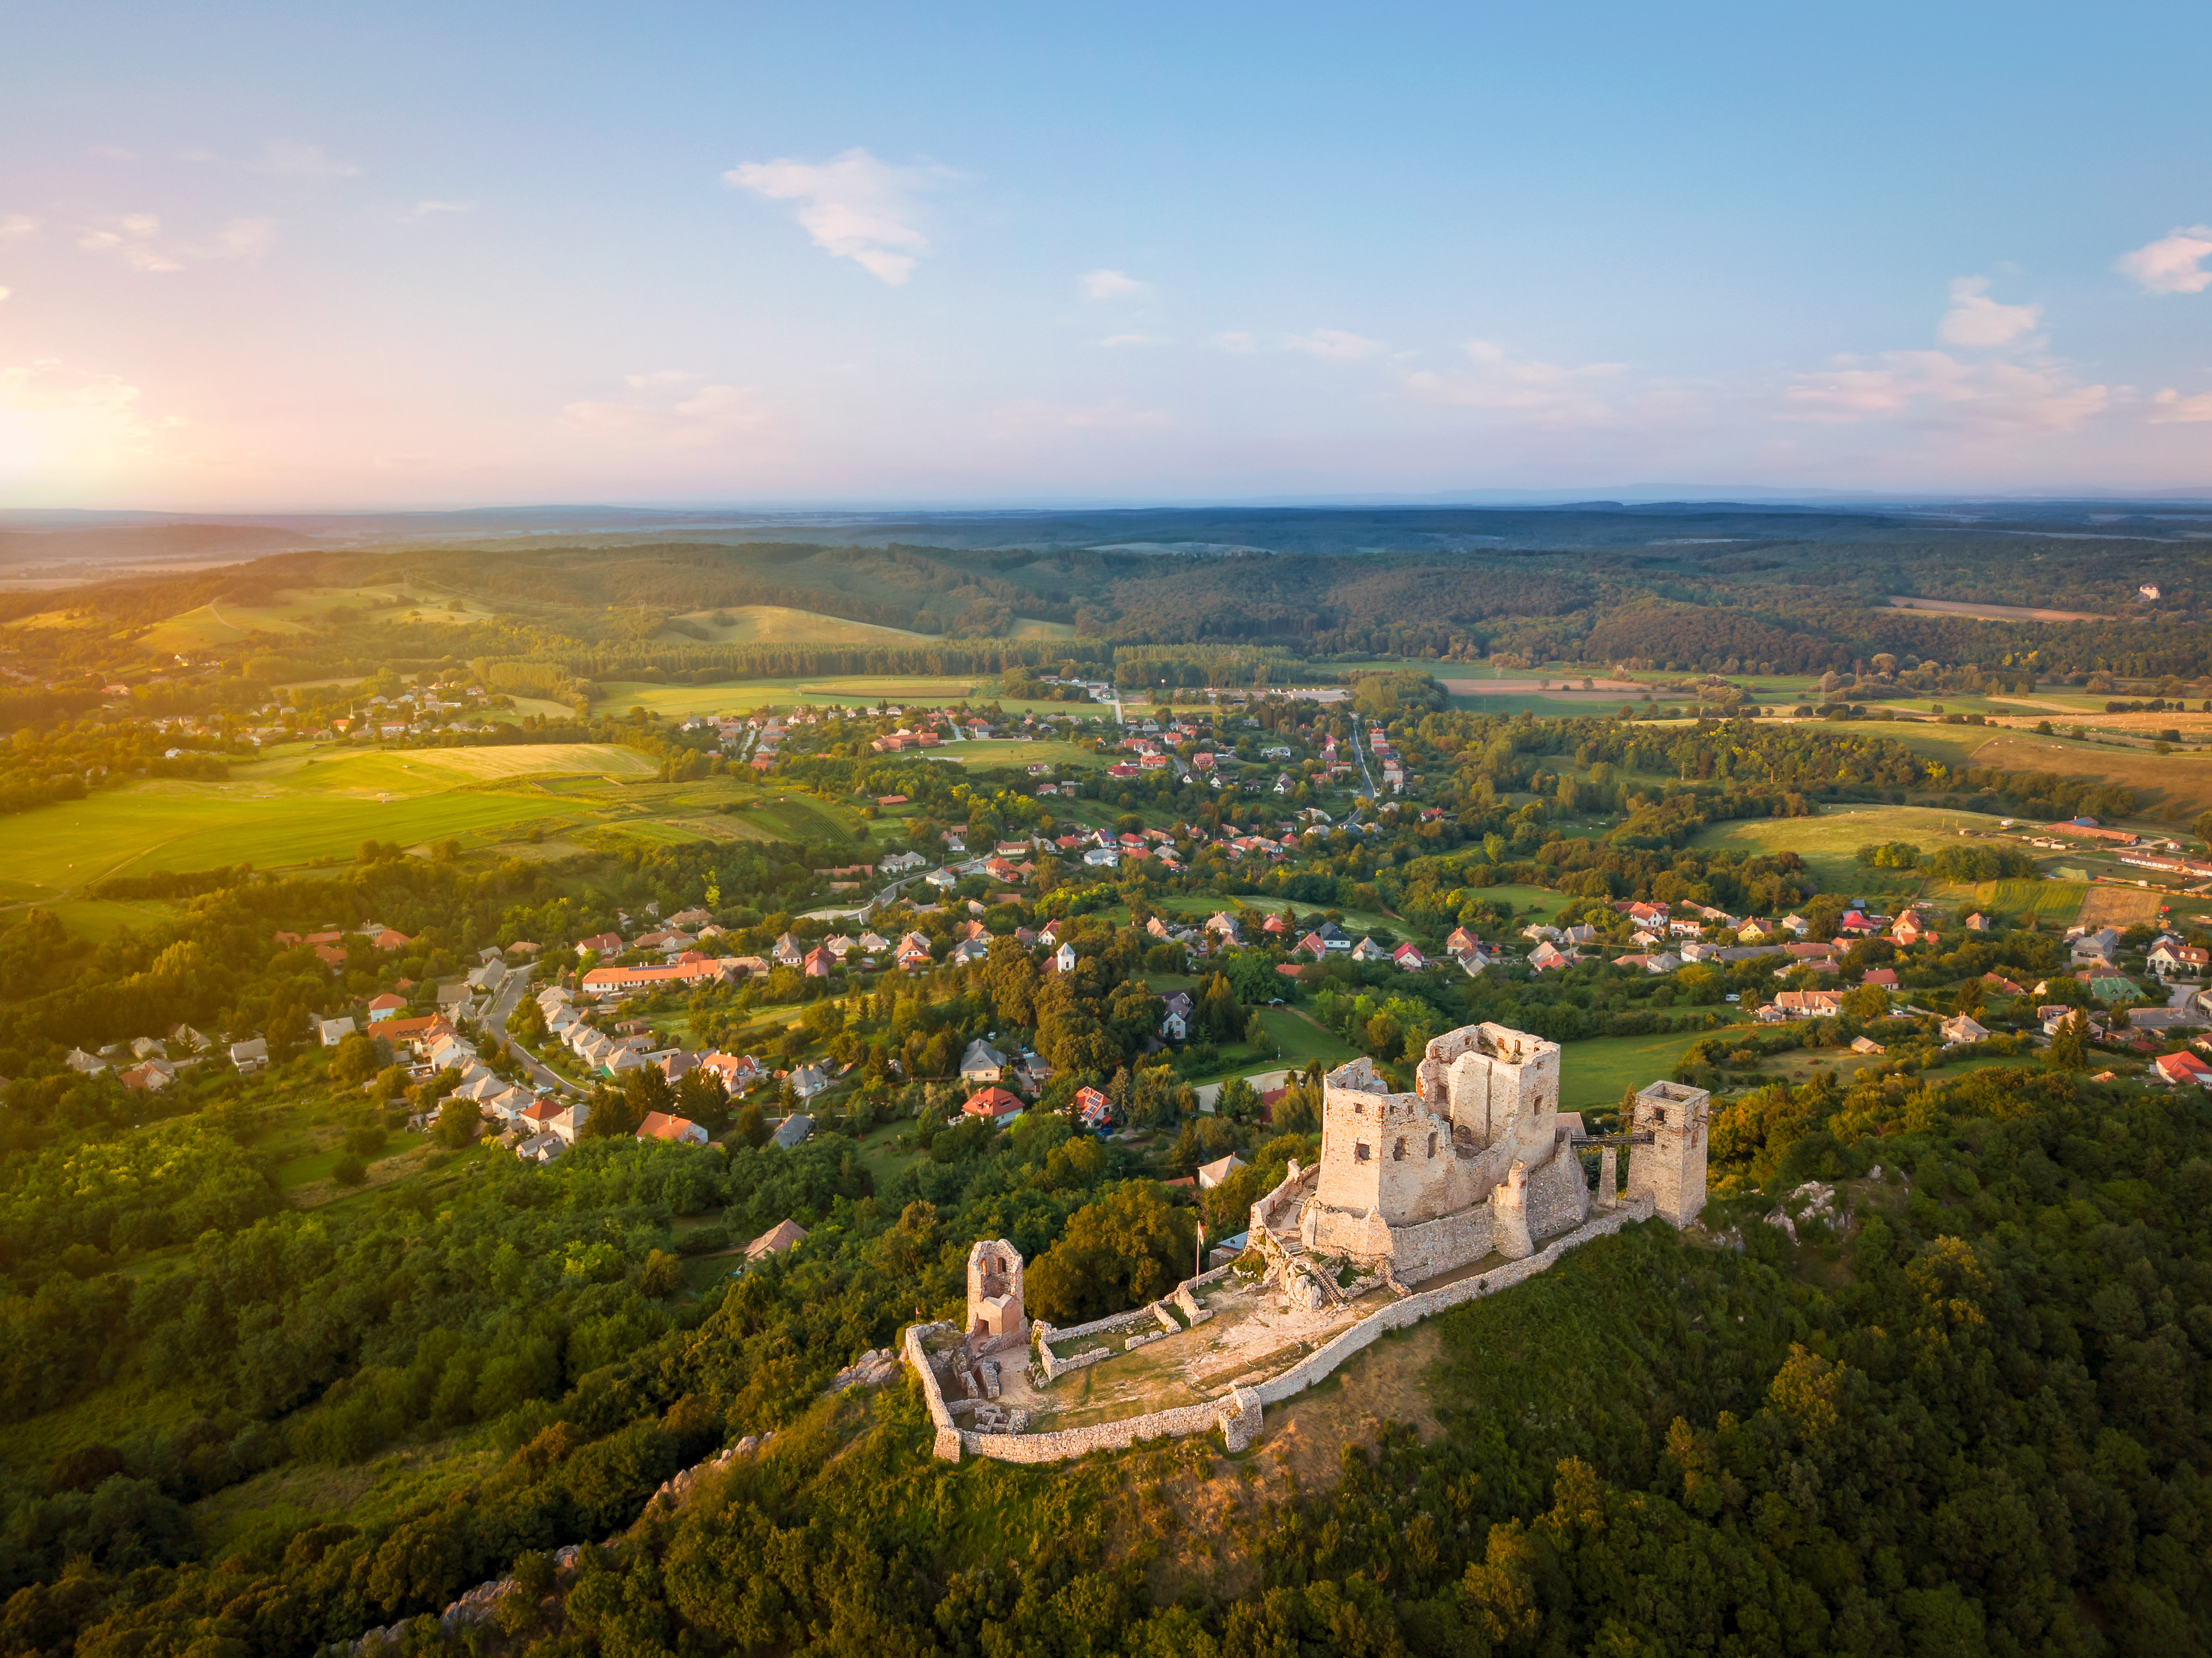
[905,1200,1657,1467]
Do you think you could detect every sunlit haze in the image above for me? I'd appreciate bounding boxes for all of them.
[6,0,2212,507]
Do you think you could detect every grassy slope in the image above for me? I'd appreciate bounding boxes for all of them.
[658,605,928,646]
[1557,1023,1741,1116]
[0,744,742,902]
[1687,802,2012,890]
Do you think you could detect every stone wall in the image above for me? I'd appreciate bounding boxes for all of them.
[902,1323,967,1461]
[1248,1161,1315,1237]
[1251,1196,1655,1407]
[907,1198,1657,1466]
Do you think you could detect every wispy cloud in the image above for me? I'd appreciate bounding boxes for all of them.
[1080,268,1150,299]
[1283,328,1384,360]
[723,147,949,285]
[251,139,363,179]
[2116,226,2212,295]
[1937,275,2040,347]
[1785,350,2109,432]
[0,216,37,241]
[76,214,275,272]
[1099,333,1168,348]
[562,374,772,449]
[401,199,475,225]
[1213,332,1257,353]
[2152,388,2212,422]
[1403,339,1627,421]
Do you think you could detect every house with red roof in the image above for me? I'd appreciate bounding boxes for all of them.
[962,1085,1024,1124]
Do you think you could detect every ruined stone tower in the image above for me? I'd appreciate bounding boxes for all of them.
[1623,1080,1709,1227]
[964,1239,1027,1354]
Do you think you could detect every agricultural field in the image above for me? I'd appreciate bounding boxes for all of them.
[0,742,847,918]
[134,586,499,653]
[1965,731,2212,822]
[656,605,928,646]
[2077,884,2168,929]
[1970,877,2087,924]
[591,675,1108,721]
[1688,802,2012,889]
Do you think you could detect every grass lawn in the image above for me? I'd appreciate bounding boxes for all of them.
[940,738,1104,771]
[1557,1022,1742,1116]
[1257,1005,1355,1068]
[1472,884,1575,924]
[134,585,499,653]
[1688,802,2012,891]
[851,1119,929,1188]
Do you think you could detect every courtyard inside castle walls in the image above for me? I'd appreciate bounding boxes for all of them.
[903,1021,1710,1462]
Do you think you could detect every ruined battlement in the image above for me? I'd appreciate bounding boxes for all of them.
[1314,1024,1564,1232]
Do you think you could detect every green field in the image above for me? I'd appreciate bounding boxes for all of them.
[0,743,854,915]
[132,586,500,653]
[594,676,1106,721]
[941,738,1102,771]
[1972,877,2087,924]
[656,605,928,646]
[1689,802,2012,890]
[1558,1023,1741,1115]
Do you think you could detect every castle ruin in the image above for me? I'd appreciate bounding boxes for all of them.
[1296,1022,1706,1279]
[964,1238,1027,1355]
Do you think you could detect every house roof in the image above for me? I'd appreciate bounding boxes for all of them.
[636,1111,703,1142]
[963,1085,1023,1118]
[746,1218,809,1259]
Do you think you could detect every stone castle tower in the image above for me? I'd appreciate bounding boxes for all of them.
[1623,1080,1709,1227]
[964,1239,1027,1355]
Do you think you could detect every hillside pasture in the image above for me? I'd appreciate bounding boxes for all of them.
[1964,732,2212,822]
[658,605,928,646]
[137,587,498,653]
[0,742,779,913]
[1688,803,2012,890]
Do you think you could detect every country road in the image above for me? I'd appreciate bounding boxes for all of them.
[485,963,587,1096]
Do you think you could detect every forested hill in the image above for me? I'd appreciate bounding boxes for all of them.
[11,500,2212,686]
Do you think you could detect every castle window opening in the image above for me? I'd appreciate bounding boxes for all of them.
[1355,1141,1370,1161]
[1393,1138,1406,1161]
[1428,1132,1438,1157]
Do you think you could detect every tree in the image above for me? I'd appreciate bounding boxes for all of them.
[434,1097,482,1148]
[638,1250,685,1297]
[2045,1011,2088,1072]
[328,1032,387,1085]
[734,1101,770,1148]
[1024,1182,1198,1323]
[1841,983,1890,1023]
[1196,974,1241,1043]
[674,1067,729,1128]
[1953,979,1986,1016]
[1216,1075,1261,1121]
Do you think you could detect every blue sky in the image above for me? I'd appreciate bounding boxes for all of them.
[3,0,2210,506]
